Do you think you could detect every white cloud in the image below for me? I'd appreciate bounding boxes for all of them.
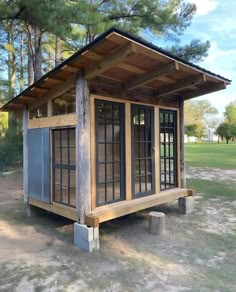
[188,0,219,16]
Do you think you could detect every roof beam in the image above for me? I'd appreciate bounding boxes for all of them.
[125,62,179,90]
[61,64,80,73]
[156,74,206,98]
[20,95,35,102]
[182,82,226,100]
[85,42,136,80]
[44,77,64,84]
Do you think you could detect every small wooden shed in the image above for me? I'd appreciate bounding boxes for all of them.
[1,28,230,250]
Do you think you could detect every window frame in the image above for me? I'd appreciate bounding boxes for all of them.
[95,99,126,207]
[52,127,76,208]
[131,104,155,198]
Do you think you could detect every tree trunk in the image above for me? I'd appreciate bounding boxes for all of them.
[55,36,61,66]
[20,30,24,91]
[7,21,17,132]
[34,26,42,81]
[27,25,34,85]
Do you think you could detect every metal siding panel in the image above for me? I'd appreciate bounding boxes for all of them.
[28,128,50,203]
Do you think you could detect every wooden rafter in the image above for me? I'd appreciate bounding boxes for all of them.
[182,82,226,100]
[44,77,65,84]
[125,62,179,90]
[156,74,206,98]
[85,42,136,80]
[30,87,49,93]
[61,64,80,73]
[20,95,35,102]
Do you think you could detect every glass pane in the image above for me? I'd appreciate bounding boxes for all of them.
[114,144,120,161]
[55,169,61,185]
[140,176,146,193]
[70,170,76,187]
[62,186,68,204]
[114,162,120,180]
[29,102,47,119]
[98,144,105,163]
[69,129,75,147]
[98,124,105,142]
[140,125,145,141]
[114,181,121,200]
[55,147,61,164]
[98,184,105,204]
[62,169,68,187]
[135,177,140,194]
[106,182,113,202]
[114,125,120,142]
[146,175,152,192]
[146,159,152,175]
[61,147,68,164]
[52,87,75,116]
[61,130,68,147]
[106,144,113,162]
[140,159,145,175]
[69,147,76,164]
[106,163,113,181]
[135,159,140,176]
[99,164,106,183]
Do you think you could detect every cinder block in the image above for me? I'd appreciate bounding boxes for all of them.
[74,223,100,252]
[178,196,195,214]
[74,223,94,241]
[74,237,95,252]
[148,212,165,235]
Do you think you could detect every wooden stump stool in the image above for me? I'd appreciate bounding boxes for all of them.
[148,212,165,235]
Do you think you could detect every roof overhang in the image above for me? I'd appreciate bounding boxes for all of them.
[1,28,231,112]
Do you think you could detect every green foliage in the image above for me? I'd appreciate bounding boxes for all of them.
[224,99,236,124]
[0,127,23,172]
[170,39,210,63]
[216,122,236,144]
[185,124,197,136]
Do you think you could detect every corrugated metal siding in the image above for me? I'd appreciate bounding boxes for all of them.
[28,128,50,203]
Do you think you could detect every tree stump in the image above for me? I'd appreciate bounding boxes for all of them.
[148,212,165,235]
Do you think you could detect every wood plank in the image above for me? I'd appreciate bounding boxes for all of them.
[85,215,99,228]
[179,97,186,188]
[29,198,79,221]
[154,107,160,193]
[20,95,35,102]
[182,82,226,100]
[28,114,77,129]
[76,71,91,224]
[125,103,132,200]
[85,42,136,80]
[126,62,179,90]
[90,95,96,211]
[23,109,29,204]
[157,75,206,98]
[86,188,188,225]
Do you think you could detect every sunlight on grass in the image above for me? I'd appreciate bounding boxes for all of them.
[185,143,236,169]
[187,178,236,200]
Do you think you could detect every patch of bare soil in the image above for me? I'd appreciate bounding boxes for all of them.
[0,170,236,292]
[186,166,236,183]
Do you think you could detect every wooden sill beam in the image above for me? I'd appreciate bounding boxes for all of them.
[125,62,179,90]
[85,42,136,80]
[156,74,206,98]
[183,82,226,100]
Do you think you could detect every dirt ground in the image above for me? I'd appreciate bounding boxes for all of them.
[0,169,235,292]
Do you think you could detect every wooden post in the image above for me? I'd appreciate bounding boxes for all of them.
[125,103,132,200]
[76,71,91,224]
[179,96,186,188]
[23,108,29,204]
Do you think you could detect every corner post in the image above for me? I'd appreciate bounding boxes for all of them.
[76,71,91,224]
[179,96,186,188]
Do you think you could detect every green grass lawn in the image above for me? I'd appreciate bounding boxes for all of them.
[185,142,236,169]
[185,142,236,200]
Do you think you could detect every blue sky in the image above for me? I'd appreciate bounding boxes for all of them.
[157,0,236,119]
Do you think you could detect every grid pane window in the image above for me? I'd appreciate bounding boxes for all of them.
[52,128,76,207]
[160,110,177,190]
[132,105,154,197]
[95,100,125,206]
